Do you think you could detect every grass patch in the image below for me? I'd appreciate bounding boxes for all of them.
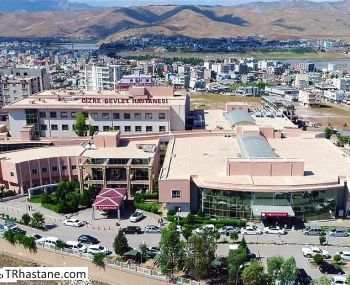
[27,194,59,213]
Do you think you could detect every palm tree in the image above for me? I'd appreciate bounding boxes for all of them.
[30,212,45,229]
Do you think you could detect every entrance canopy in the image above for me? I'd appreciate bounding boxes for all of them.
[252,205,295,218]
[92,187,126,211]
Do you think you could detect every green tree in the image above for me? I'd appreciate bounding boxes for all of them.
[324,127,333,139]
[4,230,16,244]
[74,113,87,136]
[313,254,324,265]
[21,213,31,226]
[139,242,148,263]
[184,229,217,280]
[228,246,248,282]
[333,254,342,264]
[185,213,195,225]
[20,236,37,251]
[55,181,80,213]
[241,261,269,285]
[30,212,45,229]
[113,231,129,255]
[182,226,192,241]
[159,224,185,277]
[280,257,298,285]
[267,256,284,283]
[88,125,95,136]
[319,236,326,245]
[311,276,331,285]
[80,185,98,207]
[230,232,239,243]
[92,253,105,267]
[0,185,4,202]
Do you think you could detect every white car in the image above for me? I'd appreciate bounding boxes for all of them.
[218,226,239,236]
[331,276,347,285]
[87,245,111,255]
[195,224,215,234]
[66,241,87,253]
[301,246,330,258]
[336,251,350,261]
[241,226,263,235]
[264,226,287,235]
[129,211,144,223]
[63,218,85,227]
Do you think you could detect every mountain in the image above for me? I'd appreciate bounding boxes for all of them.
[0,0,92,12]
[0,1,350,40]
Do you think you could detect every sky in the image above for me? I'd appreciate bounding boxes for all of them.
[72,0,340,7]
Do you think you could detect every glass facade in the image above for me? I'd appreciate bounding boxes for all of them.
[201,188,340,221]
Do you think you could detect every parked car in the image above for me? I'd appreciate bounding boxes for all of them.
[218,226,240,236]
[10,226,26,235]
[121,226,142,235]
[296,268,312,285]
[37,237,63,247]
[241,226,263,235]
[129,211,144,223]
[147,247,160,258]
[319,263,344,275]
[29,233,43,240]
[144,225,161,234]
[336,251,350,261]
[66,241,87,253]
[78,234,99,244]
[87,245,111,255]
[302,226,324,236]
[195,224,215,234]
[331,276,347,285]
[328,228,349,237]
[302,247,330,258]
[63,218,85,227]
[264,226,287,235]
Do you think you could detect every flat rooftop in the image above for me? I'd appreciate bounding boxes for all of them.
[161,135,350,189]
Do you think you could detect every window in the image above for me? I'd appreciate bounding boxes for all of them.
[22,84,26,89]
[114,126,120,131]
[124,113,131,120]
[146,126,153,132]
[145,113,152,120]
[159,126,166,132]
[113,113,120,120]
[62,124,69,131]
[50,112,57,118]
[91,113,98,120]
[42,167,47,173]
[60,112,68,118]
[134,113,142,120]
[158,113,166,120]
[71,165,77,170]
[10,172,14,177]
[102,113,109,119]
[135,126,142,132]
[52,166,57,172]
[40,124,47,131]
[124,126,131,132]
[61,165,67,171]
[93,126,99,131]
[51,124,58,131]
[3,84,7,89]
[39,112,46,118]
[32,169,38,175]
[172,190,181,198]
[103,126,110,131]
[71,112,77,118]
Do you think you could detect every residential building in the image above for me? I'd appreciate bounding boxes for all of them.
[298,89,321,107]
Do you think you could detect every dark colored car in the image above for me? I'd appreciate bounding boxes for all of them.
[11,227,26,235]
[319,263,344,275]
[78,234,100,244]
[121,226,142,235]
[296,269,312,285]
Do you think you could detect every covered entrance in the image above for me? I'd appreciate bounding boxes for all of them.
[92,188,126,220]
[252,205,295,226]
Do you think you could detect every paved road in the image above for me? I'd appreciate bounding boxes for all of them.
[2,198,350,281]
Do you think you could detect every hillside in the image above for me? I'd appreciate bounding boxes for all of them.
[0,0,91,12]
[0,1,350,40]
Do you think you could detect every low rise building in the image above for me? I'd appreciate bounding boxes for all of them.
[298,89,321,107]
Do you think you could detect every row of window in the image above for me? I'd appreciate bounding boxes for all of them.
[10,165,77,176]
[39,111,166,120]
[41,124,167,132]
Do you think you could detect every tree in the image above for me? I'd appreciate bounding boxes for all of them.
[159,224,185,277]
[0,185,4,202]
[230,232,239,243]
[182,226,192,241]
[313,254,324,265]
[21,213,31,226]
[20,236,37,252]
[333,254,342,264]
[74,113,87,136]
[280,257,298,285]
[80,185,98,208]
[228,246,248,282]
[311,276,331,285]
[30,212,45,229]
[319,236,326,245]
[184,229,217,280]
[55,181,80,213]
[92,253,105,267]
[185,213,195,225]
[139,242,148,264]
[113,231,129,255]
[267,256,284,283]
[4,230,16,244]
[324,127,333,139]
[241,261,269,285]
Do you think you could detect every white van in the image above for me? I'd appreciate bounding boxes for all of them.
[43,237,62,247]
[66,241,87,253]
[331,276,347,285]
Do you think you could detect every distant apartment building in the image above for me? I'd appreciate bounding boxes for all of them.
[168,74,189,89]
[294,73,309,88]
[265,86,299,102]
[298,89,321,107]
[117,74,155,90]
[323,90,347,103]
[333,78,350,92]
[80,64,123,91]
[293,63,315,72]
[257,60,277,70]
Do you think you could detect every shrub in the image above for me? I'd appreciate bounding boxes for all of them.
[230,232,239,242]
[21,213,31,226]
[333,254,342,264]
[20,236,37,251]
[30,212,45,229]
[215,223,224,229]
[134,193,144,204]
[186,213,195,225]
[4,230,16,244]
[313,254,324,265]
[182,226,192,241]
[93,253,105,267]
[41,195,52,204]
[151,206,159,214]
[56,240,67,249]
[167,209,176,216]
[113,231,129,255]
[197,209,205,217]
[143,192,158,200]
[319,236,326,245]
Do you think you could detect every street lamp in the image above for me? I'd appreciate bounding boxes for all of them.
[236,264,244,285]
[327,210,332,244]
